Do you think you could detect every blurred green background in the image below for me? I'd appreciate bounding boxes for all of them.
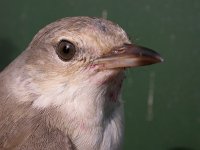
[0,0,199,150]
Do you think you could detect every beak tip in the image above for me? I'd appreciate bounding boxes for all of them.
[157,55,164,63]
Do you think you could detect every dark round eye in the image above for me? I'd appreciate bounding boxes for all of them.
[56,40,76,61]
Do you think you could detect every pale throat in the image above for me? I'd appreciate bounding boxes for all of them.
[53,69,125,122]
[14,66,124,111]
[57,70,125,150]
[64,69,125,117]
[23,68,125,123]
[14,68,125,149]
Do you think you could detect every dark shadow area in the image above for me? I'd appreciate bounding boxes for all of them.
[168,147,195,150]
[0,37,19,71]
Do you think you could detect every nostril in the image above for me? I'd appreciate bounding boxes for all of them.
[112,46,126,55]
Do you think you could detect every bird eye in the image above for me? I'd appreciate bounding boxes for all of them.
[56,40,76,61]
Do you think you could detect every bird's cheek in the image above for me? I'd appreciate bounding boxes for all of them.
[86,69,124,87]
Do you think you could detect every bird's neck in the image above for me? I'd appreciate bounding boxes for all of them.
[56,77,124,150]
[58,76,123,127]
[4,66,125,149]
[46,71,125,150]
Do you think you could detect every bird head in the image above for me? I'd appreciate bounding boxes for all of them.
[4,17,163,111]
[0,17,163,149]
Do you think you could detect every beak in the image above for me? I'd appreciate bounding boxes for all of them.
[93,44,163,69]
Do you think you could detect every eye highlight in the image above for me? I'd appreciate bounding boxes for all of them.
[56,40,76,61]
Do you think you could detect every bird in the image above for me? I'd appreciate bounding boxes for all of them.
[0,16,163,150]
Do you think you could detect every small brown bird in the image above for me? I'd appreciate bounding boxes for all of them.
[0,17,162,150]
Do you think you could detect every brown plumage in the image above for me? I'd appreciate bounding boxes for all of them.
[0,17,162,150]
